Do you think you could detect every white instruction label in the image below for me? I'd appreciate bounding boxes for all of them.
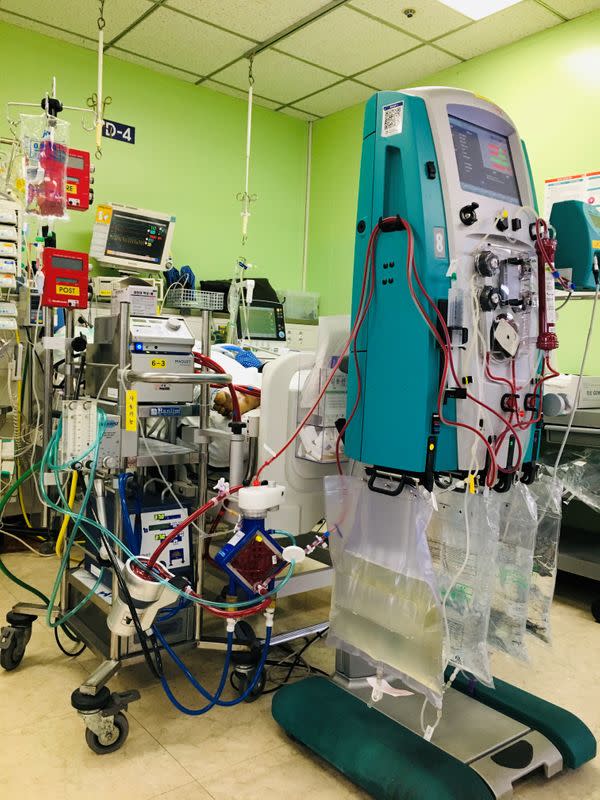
[546,271,556,324]
[227,530,244,548]
[382,101,404,138]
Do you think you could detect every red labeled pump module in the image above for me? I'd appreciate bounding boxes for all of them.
[41,248,89,309]
[66,148,93,211]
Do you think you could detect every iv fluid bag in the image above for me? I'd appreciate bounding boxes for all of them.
[20,114,69,219]
[528,474,562,644]
[325,475,445,708]
[428,489,500,686]
[488,482,537,661]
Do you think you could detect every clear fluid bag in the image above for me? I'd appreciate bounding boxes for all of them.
[428,488,500,685]
[557,450,600,512]
[20,114,69,219]
[527,474,562,644]
[487,482,537,661]
[324,475,445,708]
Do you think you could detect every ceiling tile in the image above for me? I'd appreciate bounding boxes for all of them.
[280,107,320,121]
[358,45,460,89]
[110,47,200,81]
[277,6,419,75]
[202,80,280,109]
[0,0,152,41]
[543,0,600,17]
[435,1,562,59]
[349,0,470,40]
[0,9,96,48]
[211,50,339,105]
[114,6,249,76]
[165,0,334,42]
[295,80,375,116]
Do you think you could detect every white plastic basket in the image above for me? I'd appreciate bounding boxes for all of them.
[169,288,223,310]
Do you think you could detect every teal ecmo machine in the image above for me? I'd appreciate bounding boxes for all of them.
[551,200,600,290]
[273,89,595,799]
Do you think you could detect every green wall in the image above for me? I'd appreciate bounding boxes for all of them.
[306,8,600,377]
[0,21,308,291]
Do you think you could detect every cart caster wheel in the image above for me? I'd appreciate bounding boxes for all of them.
[592,598,600,623]
[231,667,266,702]
[0,621,32,672]
[84,712,129,754]
[0,631,26,671]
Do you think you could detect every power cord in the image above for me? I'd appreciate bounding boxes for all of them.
[260,630,329,695]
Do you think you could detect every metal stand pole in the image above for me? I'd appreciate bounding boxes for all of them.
[194,309,211,642]
[64,309,75,401]
[110,301,131,660]
[41,306,54,530]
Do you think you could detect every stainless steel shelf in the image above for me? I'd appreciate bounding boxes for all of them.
[137,438,199,466]
[558,528,600,582]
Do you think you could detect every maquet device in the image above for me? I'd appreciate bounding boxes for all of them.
[41,247,89,309]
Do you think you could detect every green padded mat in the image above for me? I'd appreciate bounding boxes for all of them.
[272,676,494,800]
[449,671,596,769]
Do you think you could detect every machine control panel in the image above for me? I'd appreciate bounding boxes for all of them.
[41,248,89,309]
[129,316,194,350]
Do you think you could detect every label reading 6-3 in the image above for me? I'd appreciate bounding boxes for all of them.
[151,358,166,369]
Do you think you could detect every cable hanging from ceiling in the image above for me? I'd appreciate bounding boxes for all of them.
[236,55,258,246]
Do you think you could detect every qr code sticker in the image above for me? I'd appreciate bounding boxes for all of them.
[382,101,404,138]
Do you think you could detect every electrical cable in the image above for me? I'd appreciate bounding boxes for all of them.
[54,625,86,657]
[0,461,86,652]
[40,413,107,629]
[14,329,33,529]
[254,223,381,484]
[334,225,379,472]
[0,462,51,605]
[556,293,572,312]
[96,526,163,679]
[0,529,54,557]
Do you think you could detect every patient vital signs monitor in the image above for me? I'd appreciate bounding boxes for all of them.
[90,203,175,273]
[345,88,546,486]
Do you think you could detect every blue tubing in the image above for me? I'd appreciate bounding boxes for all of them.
[215,625,271,706]
[154,624,273,712]
[156,629,233,715]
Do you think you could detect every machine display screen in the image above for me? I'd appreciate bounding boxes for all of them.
[67,154,85,170]
[105,210,169,264]
[245,306,278,340]
[449,116,521,205]
[51,255,84,271]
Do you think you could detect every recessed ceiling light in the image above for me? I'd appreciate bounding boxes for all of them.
[438,0,522,20]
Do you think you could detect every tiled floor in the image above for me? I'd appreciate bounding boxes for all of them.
[1,552,599,800]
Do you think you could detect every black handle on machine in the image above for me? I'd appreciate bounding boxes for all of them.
[367,472,405,496]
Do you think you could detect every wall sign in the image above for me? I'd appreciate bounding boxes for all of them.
[102,119,136,145]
